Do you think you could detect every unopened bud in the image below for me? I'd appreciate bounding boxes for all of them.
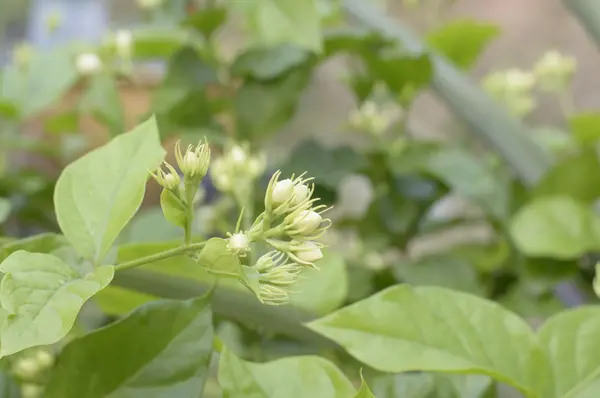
[533,50,576,92]
[35,350,54,368]
[137,0,164,9]
[115,29,133,58]
[271,179,295,207]
[76,53,102,75]
[292,184,310,206]
[150,162,180,190]
[21,384,44,398]
[291,210,322,234]
[228,232,250,256]
[259,283,289,305]
[294,241,323,264]
[13,358,40,380]
[229,145,247,166]
[175,140,210,179]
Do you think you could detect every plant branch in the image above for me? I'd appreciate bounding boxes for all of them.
[114,241,206,271]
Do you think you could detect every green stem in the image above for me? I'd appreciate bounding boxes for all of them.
[114,241,206,272]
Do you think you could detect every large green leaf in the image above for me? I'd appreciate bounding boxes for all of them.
[537,307,600,398]
[290,251,348,315]
[510,196,600,259]
[0,250,113,357]
[45,294,213,397]
[54,116,166,263]
[569,112,600,144]
[93,285,159,316]
[306,285,549,396]
[218,347,355,397]
[532,149,600,203]
[238,0,322,52]
[427,20,500,70]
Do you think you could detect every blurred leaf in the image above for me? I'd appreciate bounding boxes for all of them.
[119,27,206,59]
[44,110,80,134]
[3,47,78,118]
[279,139,367,188]
[322,28,392,58]
[369,373,435,398]
[450,240,510,273]
[510,196,600,259]
[393,255,485,296]
[183,6,228,40]
[46,294,213,398]
[0,233,68,263]
[231,44,310,80]
[532,149,600,203]
[94,285,158,315]
[500,284,565,319]
[235,68,311,141]
[290,251,348,315]
[218,346,356,397]
[122,207,183,243]
[569,112,600,144]
[238,0,322,52]
[153,46,218,136]
[0,199,9,224]
[427,20,500,69]
[81,73,124,136]
[54,116,166,263]
[366,53,433,106]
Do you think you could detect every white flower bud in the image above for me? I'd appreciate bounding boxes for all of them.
[292,184,310,206]
[115,29,133,58]
[13,358,40,380]
[35,350,54,368]
[294,241,323,263]
[175,140,210,179]
[229,145,247,166]
[271,179,294,206]
[163,173,179,190]
[183,152,198,174]
[137,0,164,9]
[228,232,250,255]
[292,210,322,234]
[76,53,102,75]
[21,384,44,398]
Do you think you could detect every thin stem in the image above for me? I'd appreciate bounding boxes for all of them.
[114,241,206,272]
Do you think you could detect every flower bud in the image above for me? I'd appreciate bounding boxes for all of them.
[35,350,54,368]
[175,140,210,179]
[76,53,102,75]
[115,29,133,58]
[13,358,40,380]
[292,184,310,206]
[229,145,247,166]
[259,283,289,305]
[533,50,576,92]
[291,210,322,234]
[150,162,180,191]
[21,384,44,398]
[227,232,250,256]
[137,0,164,9]
[271,179,294,206]
[294,241,323,263]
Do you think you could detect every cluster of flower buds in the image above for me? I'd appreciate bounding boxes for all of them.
[482,68,536,118]
[12,349,55,398]
[533,50,576,93]
[114,29,134,61]
[348,100,400,136]
[210,142,266,194]
[225,171,331,305]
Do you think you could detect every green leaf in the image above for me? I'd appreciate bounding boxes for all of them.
[425,147,509,220]
[369,373,434,398]
[239,0,322,52]
[54,116,166,263]
[196,238,242,278]
[427,20,500,70]
[45,294,213,398]
[569,112,600,144]
[231,44,310,80]
[366,53,432,106]
[0,233,69,263]
[0,199,9,224]
[7,47,78,117]
[183,6,228,40]
[354,374,376,398]
[235,68,311,141]
[393,255,485,296]
[122,208,183,243]
[290,252,348,315]
[81,73,124,137]
[218,346,356,397]
[0,250,114,357]
[160,190,187,229]
[532,149,600,204]
[93,285,158,315]
[279,140,367,188]
[306,285,548,396]
[510,196,600,259]
[537,307,600,398]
